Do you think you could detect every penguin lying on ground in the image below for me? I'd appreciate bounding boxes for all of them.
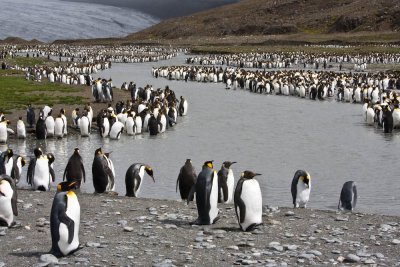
[125,163,154,197]
[234,171,262,231]
[0,175,18,227]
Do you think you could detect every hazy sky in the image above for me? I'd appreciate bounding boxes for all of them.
[62,0,240,19]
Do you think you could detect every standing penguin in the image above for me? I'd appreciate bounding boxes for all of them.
[176,159,197,201]
[179,96,188,116]
[338,181,357,211]
[27,148,55,191]
[0,120,10,143]
[16,117,26,139]
[382,105,394,133]
[50,188,80,257]
[92,148,115,193]
[291,170,311,208]
[187,160,219,225]
[234,171,262,231]
[36,115,47,140]
[11,155,25,184]
[63,148,85,189]
[217,161,236,203]
[0,149,14,176]
[0,175,18,227]
[148,114,158,136]
[79,113,90,137]
[109,121,124,140]
[45,113,55,137]
[26,104,35,128]
[54,115,65,138]
[125,163,154,197]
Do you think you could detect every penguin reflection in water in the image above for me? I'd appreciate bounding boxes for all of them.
[50,182,80,257]
[125,163,154,197]
[234,171,263,231]
[187,161,219,225]
[92,148,115,194]
[291,170,311,208]
[338,181,358,211]
[0,175,18,227]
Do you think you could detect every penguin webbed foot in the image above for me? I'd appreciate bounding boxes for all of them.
[244,223,262,232]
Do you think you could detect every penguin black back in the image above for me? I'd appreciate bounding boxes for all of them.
[63,148,85,188]
[176,159,197,201]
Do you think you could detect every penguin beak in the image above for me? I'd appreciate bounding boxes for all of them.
[145,167,155,182]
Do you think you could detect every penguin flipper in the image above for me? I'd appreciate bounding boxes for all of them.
[62,162,68,181]
[81,162,86,183]
[27,159,36,185]
[59,211,75,244]
[291,177,298,207]
[352,184,358,209]
[50,167,56,182]
[234,179,246,223]
[11,189,18,216]
[186,185,196,205]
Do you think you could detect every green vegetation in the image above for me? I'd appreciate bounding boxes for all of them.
[0,71,87,112]
[2,57,53,67]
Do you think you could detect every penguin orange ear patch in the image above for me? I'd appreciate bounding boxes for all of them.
[207,163,213,168]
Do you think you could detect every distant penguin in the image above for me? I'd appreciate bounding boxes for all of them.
[79,114,90,137]
[50,190,80,257]
[0,120,10,143]
[11,155,25,184]
[187,160,219,225]
[45,114,55,137]
[27,148,55,191]
[109,121,124,140]
[1,149,14,177]
[100,115,110,138]
[60,109,68,135]
[92,148,115,193]
[179,96,188,116]
[234,171,262,231]
[382,105,394,133]
[0,175,18,227]
[291,170,311,208]
[338,181,357,211]
[176,159,197,201]
[63,148,85,189]
[54,115,65,138]
[125,115,135,136]
[16,117,26,139]
[134,115,142,134]
[125,163,154,197]
[36,116,47,140]
[218,161,236,203]
[26,104,35,128]
[148,114,158,136]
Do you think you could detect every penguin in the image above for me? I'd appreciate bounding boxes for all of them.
[50,189,80,257]
[79,114,90,137]
[382,105,394,133]
[0,149,14,176]
[26,104,35,128]
[36,115,47,140]
[60,109,68,135]
[16,117,26,139]
[45,113,55,137]
[179,96,188,116]
[134,115,142,134]
[0,175,18,227]
[176,159,197,201]
[291,170,311,208]
[187,160,219,225]
[148,114,158,136]
[109,121,124,140]
[54,115,65,138]
[125,115,135,136]
[234,171,262,231]
[63,148,85,189]
[99,114,110,138]
[125,163,154,197]
[217,161,236,203]
[0,120,10,143]
[10,155,25,184]
[92,148,115,193]
[27,148,55,191]
[338,181,358,211]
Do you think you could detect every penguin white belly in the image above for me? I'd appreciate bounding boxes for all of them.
[58,197,80,255]
[62,116,68,135]
[392,109,400,128]
[240,180,262,230]
[102,119,110,137]
[54,118,64,138]
[125,118,135,135]
[134,167,145,196]
[45,117,55,137]
[106,158,115,191]
[208,172,219,224]
[110,121,124,140]
[0,182,13,225]
[366,108,375,125]
[5,160,13,176]
[182,101,188,115]
[226,170,235,203]
[0,124,8,143]
[80,117,90,137]
[143,115,150,132]
[296,183,311,208]
[134,116,142,134]
[34,159,51,190]
[17,122,26,138]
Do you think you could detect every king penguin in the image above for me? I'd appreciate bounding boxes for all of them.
[217,161,236,203]
[176,159,197,201]
[291,170,311,208]
[187,160,219,225]
[16,117,26,139]
[27,148,55,191]
[50,186,80,257]
[0,175,18,227]
[10,155,26,184]
[63,148,85,189]
[125,163,154,197]
[92,148,115,193]
[338,181,357,211]
[36,115,47,140]
[234,171,263,231]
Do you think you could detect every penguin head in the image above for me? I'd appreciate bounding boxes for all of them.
[6,149,13,158]
[74,148,80,155]
[47,153,55,164]
[203,160,214,169]
[296,170,311,188]
[94,147,103,156]
[241,171,261,179]
[222,161,236,169]
[33,147,43,157]
[57,181,78,192]
[144,165,155,182]
[20,156,26,167]
[6,120,10,125]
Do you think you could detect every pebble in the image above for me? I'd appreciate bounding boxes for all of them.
[364,259,376,264]
[123,227,134,232]
[308,250,322,256]
[117,220,128,226]
[284,245,298,251]
[0,262,4,267]
[298,253,315,260]
[345,254,361,263]
[284,233,294,238]
[392,239,400,245]
[335,216,348,221]
[86,242,101,247]
[285,211,295,217]
[227,246,239,250]
[164,224,177,229]
[375,253,384,258]
[40,254,58,264]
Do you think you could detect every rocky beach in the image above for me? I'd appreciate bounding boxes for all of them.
[1,189,399,266]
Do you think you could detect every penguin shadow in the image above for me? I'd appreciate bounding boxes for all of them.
[212,226,243,233]
[9,250,45,258]
[159,219,192,228]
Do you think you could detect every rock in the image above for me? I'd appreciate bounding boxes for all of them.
[123,226,134,232]
[86,242,101,247]
[375,253,384,258]
[298,253,315,260]
[356,250,371,257]
[364,259,376,264]
[284,245,298,251]
[241,260,258,265]
[0,262,5,267]
[164,224,177,229]
[337,256,345,263]
[379,224,393,232]
[335,216,348,221]
[40,254,59,264]
[285,211,295,216]
[227,245,239,250]
[284,233,294,238]
[307,250,322,256]
[117,220,128,226]
[344,254,360,263]
[392,239,400,245]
